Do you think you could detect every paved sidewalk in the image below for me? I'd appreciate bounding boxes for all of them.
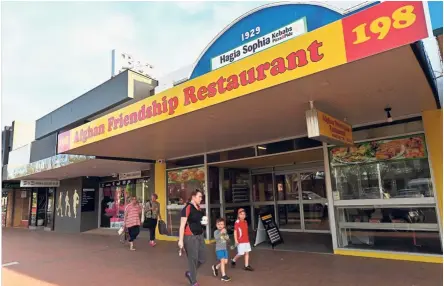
[2,228,442,286]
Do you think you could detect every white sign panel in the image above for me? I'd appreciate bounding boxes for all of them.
[111,49,155,79]
[211,18,307,70]
[20,180,60,188]
[119,171,142,180]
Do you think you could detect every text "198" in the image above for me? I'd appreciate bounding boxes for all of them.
[352,5,417,45]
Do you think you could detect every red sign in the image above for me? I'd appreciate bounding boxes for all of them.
[57,131,71,154]
[342,1,428,62]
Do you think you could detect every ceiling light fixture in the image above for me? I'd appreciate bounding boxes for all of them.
[384,107,393,123]
[257,146,267,150]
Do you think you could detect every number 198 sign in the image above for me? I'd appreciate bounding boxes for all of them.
[342,1,428,62]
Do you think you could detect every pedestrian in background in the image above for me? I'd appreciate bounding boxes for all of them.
[124,196,142,251]
[145,193,162,246]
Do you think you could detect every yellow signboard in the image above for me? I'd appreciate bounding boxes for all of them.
[58,1,428,153]
[306,109,353,146]
[58,21,347,153]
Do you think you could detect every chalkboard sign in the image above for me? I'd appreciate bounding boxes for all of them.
[258,212,283,248]
[81,189,95,212]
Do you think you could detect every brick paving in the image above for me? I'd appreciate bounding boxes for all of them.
[2,228,442,286]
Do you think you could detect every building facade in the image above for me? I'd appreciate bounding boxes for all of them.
[2,1,443,263]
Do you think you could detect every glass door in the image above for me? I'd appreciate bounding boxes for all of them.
[276,173,301,230]
[300,171,329,232]
[36,189,47,227]
[252,173,275,230]
[46,188,55,230]
[29,190,38,227]
[275,169,329,233]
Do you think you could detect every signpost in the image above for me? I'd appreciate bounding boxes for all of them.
[254,212,283,248]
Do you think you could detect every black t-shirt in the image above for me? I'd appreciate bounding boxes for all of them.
[181,202,204,236]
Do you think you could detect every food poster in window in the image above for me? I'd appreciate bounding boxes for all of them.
[329,135,427,167]
[167,167,206,206]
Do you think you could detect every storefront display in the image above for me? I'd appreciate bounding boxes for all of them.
[100,178,150,229]
[330,135,432,200]
[166,167,205,236]
[330,134,441,255]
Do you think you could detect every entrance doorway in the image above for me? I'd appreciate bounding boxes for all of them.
[274,170,329,233]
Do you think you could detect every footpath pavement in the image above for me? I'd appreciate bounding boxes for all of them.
[2,228,442,286]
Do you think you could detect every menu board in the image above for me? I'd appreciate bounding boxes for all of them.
[330,135,427,167]
[81,189,95,212]
[259,212,283,248]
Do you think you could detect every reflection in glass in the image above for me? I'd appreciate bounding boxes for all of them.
[208,167,220,204]
[210,208,221,238]
[276,174,299,201]
[223,169,250,204]
[336,206,442,255]
[331,159,433,200]
[278,204,301,229]
[252,174,274,202]
[167,167,206,206]
[100,180,148,229]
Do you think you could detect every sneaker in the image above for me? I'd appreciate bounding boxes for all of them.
[230,259,236,268]
[211,265,219,277]
[244,265,254,271]
[150,241,156,247]
[221,275,231,282]
[185,271,193,285]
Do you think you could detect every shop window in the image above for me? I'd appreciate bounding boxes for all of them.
[100,179,149,229]
[223,169,250,204]
[336,206,442,255]
[210,208,221,238]
[275,174,299,201]
[167,156,204,168]
[257,137,321,156]
[208,167,220,204]
[300,172,329,231]
[278,204,301,229]
[330,135,432,200]
[166,205,208,239]
[294,137,322,150]
[207,147,255,163]
[252,174,274,202]
[166,167,206,236]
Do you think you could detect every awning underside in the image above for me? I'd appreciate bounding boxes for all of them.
[65,46,437,161]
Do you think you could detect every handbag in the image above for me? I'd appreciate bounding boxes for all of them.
[118,226,125,236]
[143,201,155,229]
[158,219,169,235]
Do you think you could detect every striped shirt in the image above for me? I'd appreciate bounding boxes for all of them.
[125,203,141,228]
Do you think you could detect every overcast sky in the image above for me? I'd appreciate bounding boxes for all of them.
[1,1,442,129]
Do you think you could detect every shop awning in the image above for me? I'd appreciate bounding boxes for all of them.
[58,2,438,161]
[4,154,151,181]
